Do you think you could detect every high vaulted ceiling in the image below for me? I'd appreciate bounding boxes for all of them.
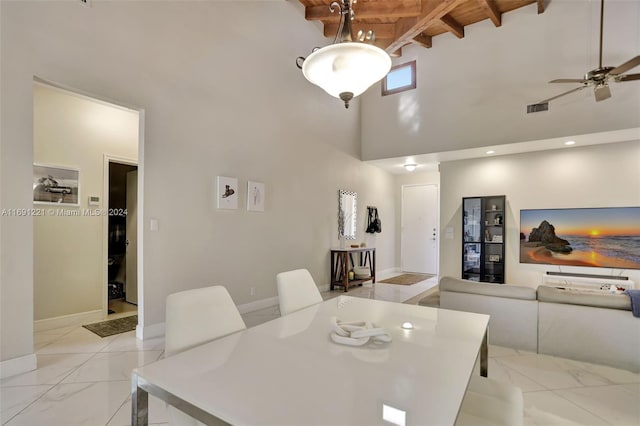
[298,0,549,55]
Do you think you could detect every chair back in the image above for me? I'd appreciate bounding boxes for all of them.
[165,285,246,358]
[277,269,323,316]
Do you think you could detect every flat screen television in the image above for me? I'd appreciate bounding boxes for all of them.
[520,207,640,270]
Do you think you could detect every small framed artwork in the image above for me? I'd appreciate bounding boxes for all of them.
[489,254,501,262]
[217,176,238,210]
[247,181,265,212]
[492,235,503,243]
[33,164,80,206]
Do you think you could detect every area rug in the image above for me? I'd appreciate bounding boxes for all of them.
[379,273,435,285]
[83,315,137,338]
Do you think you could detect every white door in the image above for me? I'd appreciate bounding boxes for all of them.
[401,184,438,274]
[125,170,138,304]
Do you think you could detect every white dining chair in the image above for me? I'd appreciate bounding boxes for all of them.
[164,285,246,425]
[276,269,323,316]
[456,376,523,426]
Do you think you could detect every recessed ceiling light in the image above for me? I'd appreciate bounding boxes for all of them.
[486,150,495,155]
[404,164,417,172]
[565,140,576,146]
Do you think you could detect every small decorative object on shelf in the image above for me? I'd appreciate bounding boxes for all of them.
[462,195,506,283]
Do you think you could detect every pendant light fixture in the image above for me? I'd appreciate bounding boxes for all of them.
[296,0,392,108]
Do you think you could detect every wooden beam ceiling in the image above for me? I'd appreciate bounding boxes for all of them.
[299,0,546,55]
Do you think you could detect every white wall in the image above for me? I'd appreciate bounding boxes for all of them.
[33,84,139,320]
[361,0,640,160]
[439,141,640,288]
[0,0,396,362]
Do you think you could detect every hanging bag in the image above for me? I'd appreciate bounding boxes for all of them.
[372,208,382,233]
[366,207,376,234]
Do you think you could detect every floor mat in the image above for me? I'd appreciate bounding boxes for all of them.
[379,273,435,285]
[82,315,137,338]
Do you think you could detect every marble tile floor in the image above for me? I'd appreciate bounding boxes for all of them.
[2,283,639,425]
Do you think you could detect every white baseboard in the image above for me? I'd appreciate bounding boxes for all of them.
[237,296,279,314]
[34,309,103,332]
[377,267,401,279]
[136,322,165,341]
[0,353,37,379]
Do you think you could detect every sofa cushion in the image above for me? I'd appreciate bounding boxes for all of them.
[440,277,537,300]
[537,285,631,311]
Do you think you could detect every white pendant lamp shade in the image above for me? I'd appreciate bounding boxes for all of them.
[302,42,391,104]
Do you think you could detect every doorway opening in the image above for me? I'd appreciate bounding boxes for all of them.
[107,161,138,316]
[32,79,143,331]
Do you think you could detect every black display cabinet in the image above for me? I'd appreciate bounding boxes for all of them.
[462,195,506,283]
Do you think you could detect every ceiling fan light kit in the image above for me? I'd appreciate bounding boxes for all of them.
[535,0,640,106]
[296,0,391,108]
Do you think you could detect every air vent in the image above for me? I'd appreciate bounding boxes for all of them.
[527,103,548,114]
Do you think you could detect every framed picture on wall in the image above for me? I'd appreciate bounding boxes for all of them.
[247,181,265,212]
[33,164,80,206]
[217,176,238,210]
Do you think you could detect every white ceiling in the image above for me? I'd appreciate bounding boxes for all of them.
[365,127,640,175]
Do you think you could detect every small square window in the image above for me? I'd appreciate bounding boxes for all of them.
[382,61,416,96]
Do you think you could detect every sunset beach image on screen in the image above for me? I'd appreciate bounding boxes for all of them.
[519,207,640,269]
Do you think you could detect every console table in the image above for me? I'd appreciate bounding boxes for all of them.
[330,247,375,291]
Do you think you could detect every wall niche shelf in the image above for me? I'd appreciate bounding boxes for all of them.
[462,195,506,283]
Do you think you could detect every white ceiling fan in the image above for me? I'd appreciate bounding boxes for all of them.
[535,0,640,105]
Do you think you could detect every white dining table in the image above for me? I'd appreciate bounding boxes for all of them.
[132,296,489,426]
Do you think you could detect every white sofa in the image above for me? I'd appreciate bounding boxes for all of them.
[426,276,640,372]
[537,285,639,373]
[436,277,538,352]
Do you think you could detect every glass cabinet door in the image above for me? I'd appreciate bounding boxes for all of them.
[462,198,482,281]
[463,198,481,242]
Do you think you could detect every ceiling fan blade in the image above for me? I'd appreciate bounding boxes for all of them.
[594,84,611,102]
[618,73,640,82]
[549,79,586,84]
[610,55,640,75]
[536,86,587,104]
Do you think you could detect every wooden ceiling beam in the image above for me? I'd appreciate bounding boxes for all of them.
[440,14,464,38]
[394,16,419,39]
[477,0,501,27]
[412,33,433,48]
[305,0,422,22]
[537,0,550,14]
[385,0,466,53]
[323,23,396,40]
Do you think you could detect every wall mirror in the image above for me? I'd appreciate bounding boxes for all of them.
[338,190,357,240]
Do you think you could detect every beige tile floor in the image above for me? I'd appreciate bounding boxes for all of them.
[2,277,639,425]
[107,299,138,319]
